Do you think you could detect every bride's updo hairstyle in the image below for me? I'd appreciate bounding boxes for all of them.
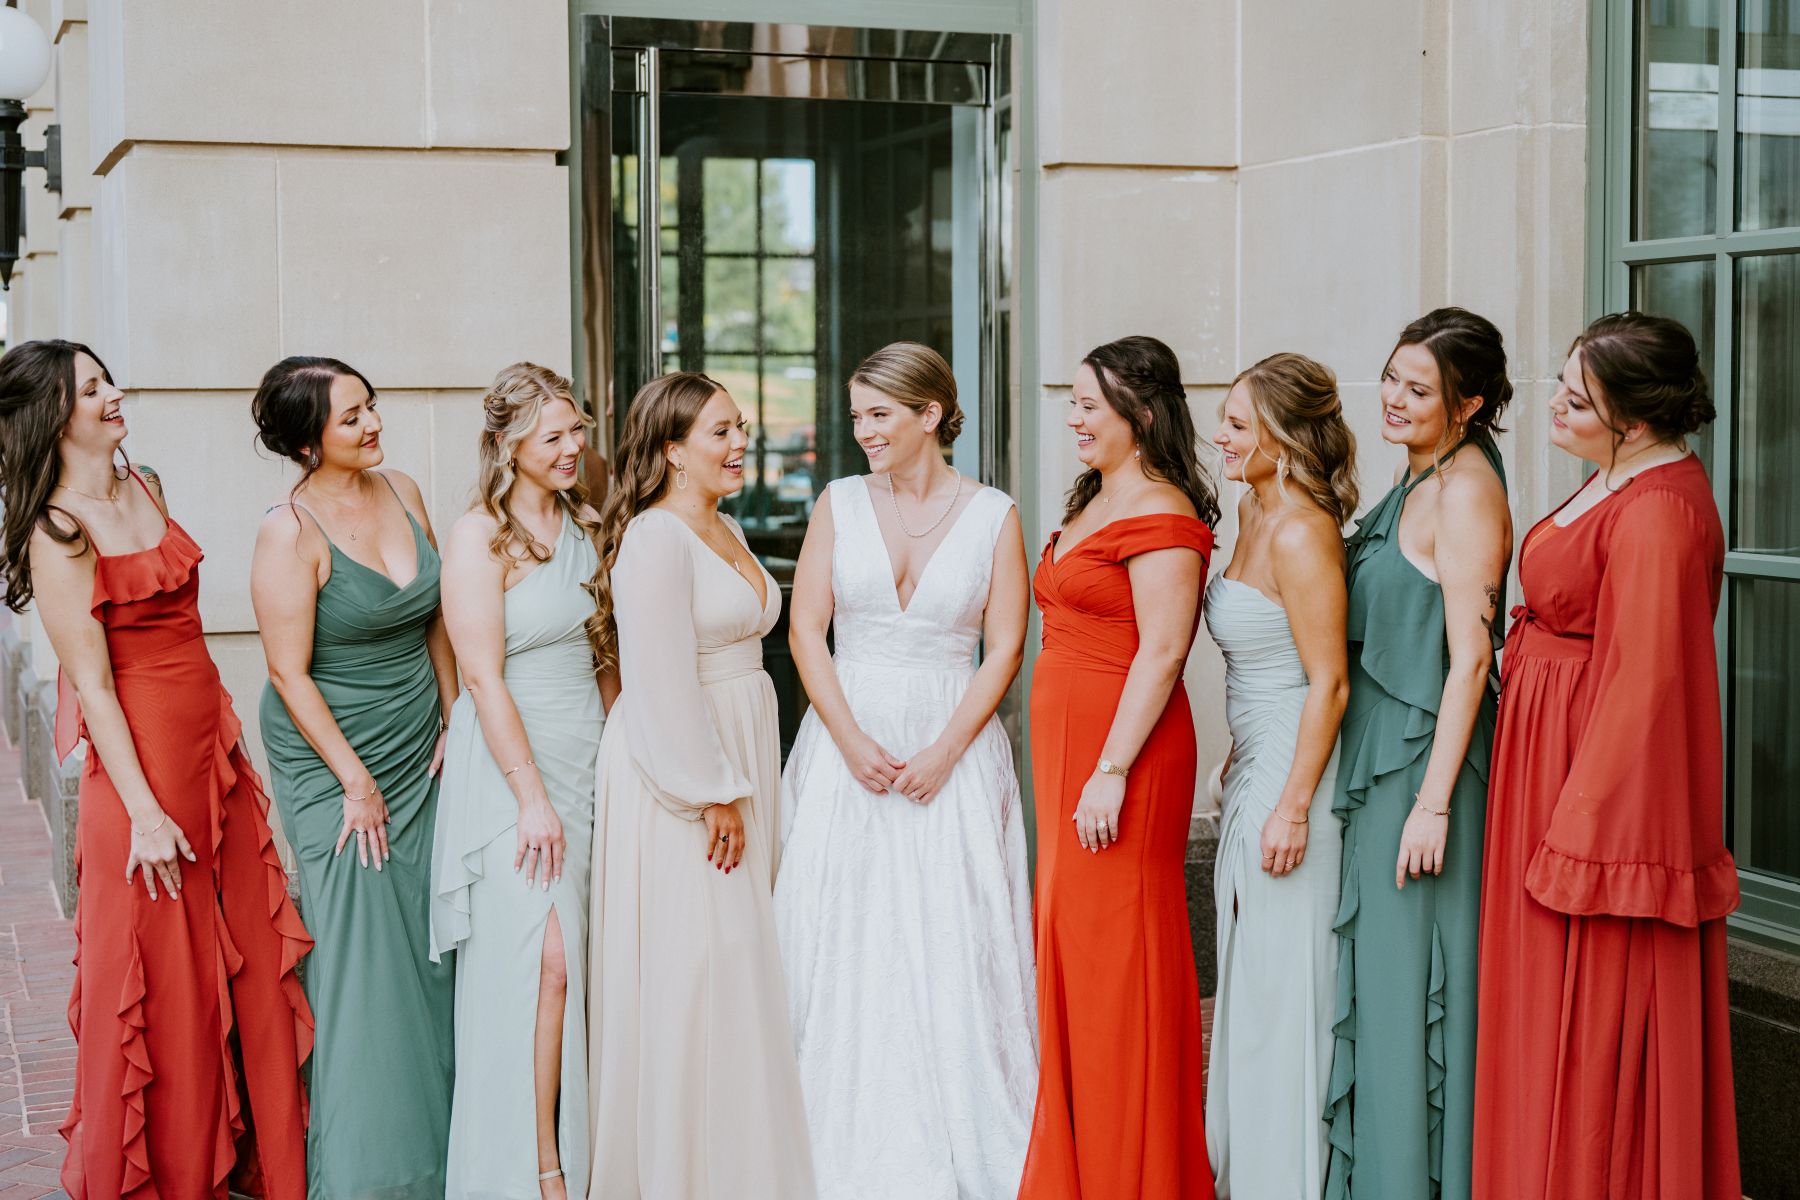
[849,341,963,447]
[1231,352,1360,528]
[591,370,725,673]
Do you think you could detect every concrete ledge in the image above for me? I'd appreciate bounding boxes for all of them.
[1728,937,1800,1199]
[0,621,81,917]
[1186,810,1219,999]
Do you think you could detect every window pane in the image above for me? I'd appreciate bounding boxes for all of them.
[1735,0,1800,231]
[1630,258,1718,470]
[659,254,681,370]
[703,158,758,252]
[707,354,759,416]
[763,258,817,355]
[762,159,817,255]
[1734,252,1800,554]
[1732,576,1800,883]
[1634,0,1720,239]
[704,257,757,354]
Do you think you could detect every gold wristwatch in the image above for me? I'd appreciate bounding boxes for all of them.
[1097,758,1129,778]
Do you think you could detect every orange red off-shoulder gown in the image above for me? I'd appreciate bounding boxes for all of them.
[1021,513,1217,1200]
[56,491,313,1199]
[1473,455,1740,1200]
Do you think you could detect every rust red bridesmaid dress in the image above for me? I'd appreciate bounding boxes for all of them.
[1021,513,1216,1200]
[1473,455,1740,1200]
[55,475,313,1199]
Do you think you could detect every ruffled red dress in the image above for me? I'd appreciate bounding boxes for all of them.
[1021,513,1216,1200]
[56,486,313,1199]
[1472,456,1740,1200]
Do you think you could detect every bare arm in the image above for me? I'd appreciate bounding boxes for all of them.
[440,513,563,888]
[1071,543,1204,851]
[892,507,1029,803]
[1258,515,1349,877]
[251,507,390,867]
[787,489,904,793]
[1398,468,1511,885]
[31,529,197,902]
[1270,516,1349,818]
[384,470,459,729]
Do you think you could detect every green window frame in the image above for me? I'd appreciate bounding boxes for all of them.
[1591,0,1800,949]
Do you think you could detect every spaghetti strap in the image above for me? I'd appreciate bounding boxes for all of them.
[273,500,333,546]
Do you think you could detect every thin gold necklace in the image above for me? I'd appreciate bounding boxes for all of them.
[57,480,121,503]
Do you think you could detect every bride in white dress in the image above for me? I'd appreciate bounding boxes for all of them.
[774,342,1039,1200]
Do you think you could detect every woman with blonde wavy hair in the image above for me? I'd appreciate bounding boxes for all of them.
[429,362,606,1199]
[585,371,815,1198]
[1203,351,1357,1198]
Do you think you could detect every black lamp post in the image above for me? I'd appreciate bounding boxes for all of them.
[0,4,55,291]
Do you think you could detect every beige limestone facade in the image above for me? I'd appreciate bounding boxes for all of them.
[5,0,1591,781]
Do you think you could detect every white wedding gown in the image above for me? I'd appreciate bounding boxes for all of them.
[774,476,1038,1200]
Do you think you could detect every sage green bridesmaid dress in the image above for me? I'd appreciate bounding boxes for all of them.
[1323,433,1505,1200]
[259,485,455,1200]
[430,513,601,1197]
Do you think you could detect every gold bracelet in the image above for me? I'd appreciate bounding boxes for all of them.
[504,760,538,778]
[130,813,168,838]
[1413,795,1451,817]
[1272,808,1309,825]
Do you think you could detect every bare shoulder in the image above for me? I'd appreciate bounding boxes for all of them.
[1436,449,1509,519]
[1269,503,1344,563]
[26,516,93,571]
[1130,481,1199,521]
[811,485,836,524]
[576,501,601,524]
[376,468,428,512]
[448,507,501,546]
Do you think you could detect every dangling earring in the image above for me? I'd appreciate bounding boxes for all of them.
[305,448,320,470]
[1133,447,1142,460]
[674,465,690,491]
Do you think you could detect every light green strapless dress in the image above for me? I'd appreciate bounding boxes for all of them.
[430,514,601,1197]
[1323,433,1506,1200]
[259,493,455,1200]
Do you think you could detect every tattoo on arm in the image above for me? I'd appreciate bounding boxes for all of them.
[1481,581,1501,632]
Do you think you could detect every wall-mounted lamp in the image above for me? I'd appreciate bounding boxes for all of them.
[0,6,56,290]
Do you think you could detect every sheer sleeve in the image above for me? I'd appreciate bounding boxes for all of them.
[1524,487,1739,926]
[613,512,754,819]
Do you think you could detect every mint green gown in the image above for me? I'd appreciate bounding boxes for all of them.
[430,514,601,1198]
[1323,434,1505,1200]
[259,496,455,1200]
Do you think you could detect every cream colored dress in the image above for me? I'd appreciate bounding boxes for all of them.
[587,507,816,1199]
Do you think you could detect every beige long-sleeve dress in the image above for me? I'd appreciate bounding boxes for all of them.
[587,507,816,1199]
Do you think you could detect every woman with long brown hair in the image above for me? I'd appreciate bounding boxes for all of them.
[251,355,458,1198]
[1323,307,1513,1200]
[0,340,311,1197]
[1020,335,1219,1200]
[429,363,605,1198]
[1204,352,1357,1198]
[584,371,814,1197]
[1473,313,1739,1199]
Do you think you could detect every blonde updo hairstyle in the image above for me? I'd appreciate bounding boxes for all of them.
[591,370,726,673]
[475,362,606,659]
[849,341,963,447]
[1232,352,1360,528]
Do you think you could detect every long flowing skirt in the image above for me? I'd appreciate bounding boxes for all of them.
[775,657,1037,1199]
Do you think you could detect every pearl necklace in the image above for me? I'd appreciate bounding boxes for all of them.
[887,470,963,538]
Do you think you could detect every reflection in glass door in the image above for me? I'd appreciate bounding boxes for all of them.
[582,20,1014,749]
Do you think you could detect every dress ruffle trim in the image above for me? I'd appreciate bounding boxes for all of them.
[91,521,204,619]
[1523,842,1740,927]
[60,693,315,1194]
[1323,846,1450,1200]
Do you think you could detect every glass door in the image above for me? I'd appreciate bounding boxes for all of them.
[580,18,1014,750]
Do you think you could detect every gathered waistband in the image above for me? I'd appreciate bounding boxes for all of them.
[697,640,764,685]
[1504,604,1593,669]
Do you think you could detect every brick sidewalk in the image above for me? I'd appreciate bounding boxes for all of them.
[0,735,75,1200]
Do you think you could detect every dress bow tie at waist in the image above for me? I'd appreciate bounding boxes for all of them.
[1501,603,1593,687]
